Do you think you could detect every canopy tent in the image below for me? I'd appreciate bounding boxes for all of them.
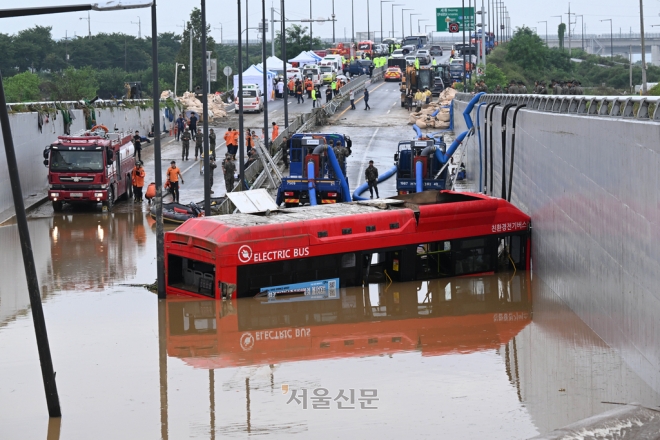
[256,56,292,73]
[288,51,321,65]
[233,64,276,102]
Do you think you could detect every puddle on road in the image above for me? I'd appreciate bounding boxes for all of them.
[0,213,658,439]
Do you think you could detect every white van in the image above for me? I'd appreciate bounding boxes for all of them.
[285,68,303,82]
[322,55,343,73]
[234,85,264,113]
[301,64,322,85]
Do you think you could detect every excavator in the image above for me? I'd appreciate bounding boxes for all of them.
[400,65,435,108]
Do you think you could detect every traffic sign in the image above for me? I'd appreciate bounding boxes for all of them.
[448,23,460,33]
[223,66,232,76]
[209,59,217,82]
[436,7,475,32]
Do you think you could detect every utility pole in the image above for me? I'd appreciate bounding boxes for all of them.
[261,2,269,154]
[640,0,648,93]
[309,0,313,49]
[80,11,91,37]
[462,0,466,90]
[576,15,583,51]
[189,26,193,92]
[332,0,336,43]
[271,7,275,56]
[367,0,370,41]
[201,0,210,216]
[565,3,575,56]
[480,0,486,68]
[131,16,141,39]
[630,45,633,93]
[281,0,289,128]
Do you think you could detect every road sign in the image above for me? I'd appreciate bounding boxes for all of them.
[448,23,460,33]
[436,7,475,32]
[209,59,217,82]
[223,66,232,77]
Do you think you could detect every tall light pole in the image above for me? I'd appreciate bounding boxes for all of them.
[0,0,157,419]
[538,20,547,46]
[576,15,583,51]
[639,0,648,93]
[565,6,575,56]
[600,18,613,58]
[417,18,428,34]
[401,8,412,39]
[215,22,223,44]
[380,0,392,43]
[201,0,211,216]
[332,0,336,42]
[351,0,355,43]
[409,13,421,37]
[391,3,404,40]
[174,62,185,97]
[366,0,371,40]
[131,16,141,38]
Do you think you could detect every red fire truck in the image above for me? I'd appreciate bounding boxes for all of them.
[164,191,531,300]
[43,127,136,212]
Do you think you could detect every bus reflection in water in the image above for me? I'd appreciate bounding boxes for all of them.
[165,273,531,367]
[164,191,531,301]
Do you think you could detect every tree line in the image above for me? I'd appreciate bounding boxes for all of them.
[1,7,322,103]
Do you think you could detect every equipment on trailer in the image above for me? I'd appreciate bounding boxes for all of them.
[275,134,352,207]
[394,138,449,195]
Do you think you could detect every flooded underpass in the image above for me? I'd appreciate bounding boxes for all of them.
[1,210,660,439]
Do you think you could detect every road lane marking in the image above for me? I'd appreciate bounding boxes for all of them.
[335,81,388,119]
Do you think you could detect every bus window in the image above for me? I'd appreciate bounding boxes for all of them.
[452,237,496,276]
[498,234,526,271]
[415,241,452,279]
[168,254,216,298]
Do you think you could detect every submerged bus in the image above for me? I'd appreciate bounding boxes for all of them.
[164,191,531,300]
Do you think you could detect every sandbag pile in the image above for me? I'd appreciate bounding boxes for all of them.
[406,88,457,129]
[178,91,228,121]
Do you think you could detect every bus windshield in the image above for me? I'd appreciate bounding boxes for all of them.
[50,150,104,172]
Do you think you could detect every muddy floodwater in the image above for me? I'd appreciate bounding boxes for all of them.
[1,211,659,439]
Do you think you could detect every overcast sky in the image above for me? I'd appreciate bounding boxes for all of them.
[2,0,658,43]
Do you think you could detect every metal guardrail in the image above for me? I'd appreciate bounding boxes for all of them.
[456,93,660,121]
[5,98,164,110]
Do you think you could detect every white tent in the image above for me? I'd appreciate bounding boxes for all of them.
[233,64,276,101]
[305,51,323,62]
[288,51,320,65]
[256,56,292,73]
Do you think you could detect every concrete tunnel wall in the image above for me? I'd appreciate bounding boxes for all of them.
[453,98,660,394]
[0,107,160,215]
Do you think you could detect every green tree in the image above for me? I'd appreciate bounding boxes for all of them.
[558,23,566,50]
[48,67,98,100]
[0,33,16,76]
[506,27,547,75]
[481,64,507,91]
[3,71,41,102]
[175,8,217,95]
[274,25,324,60]
[13,26,56,72]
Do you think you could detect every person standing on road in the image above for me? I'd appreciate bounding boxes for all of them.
[224,128,233,157]
[245,128,253,153]
[363,88,371,110]
[349,89,356,110]
[167,160,184,203]
[325,86,333,103]
[209,128,216,157]
[331,80,337,98]
[181,127,191,161]
[132,130,143,161]
[305,78,313,98]
[230,128,240,160]
[195,128,203,160]
[365,160,379,199]
[222,154,236,194]
[277,80,284,99]
[295,83,304,104]
[188,112,198,140]
[175,114,185,141]
[131,161,145,203]
[311,87,317,108]
[209,155,217,194]
[288,78,295,96]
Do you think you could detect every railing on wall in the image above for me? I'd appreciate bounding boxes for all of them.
[455,93,660,121]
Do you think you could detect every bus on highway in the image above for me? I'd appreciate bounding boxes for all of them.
[164,191,531,300]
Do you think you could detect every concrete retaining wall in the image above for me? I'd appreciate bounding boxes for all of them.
[454,98,660,394]
[0,107,159,214]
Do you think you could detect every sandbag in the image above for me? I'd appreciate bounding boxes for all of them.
[437,111,451,122]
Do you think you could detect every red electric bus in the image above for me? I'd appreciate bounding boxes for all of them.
[164,191,531,300]
[166,273,532,369]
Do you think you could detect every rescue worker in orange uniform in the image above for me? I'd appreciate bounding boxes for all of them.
[305,78,313,98]
[271,121,279,141]
[230,128,240,160]
[166,160,184,203]
[288,78,295,96]
[131,161,145,203]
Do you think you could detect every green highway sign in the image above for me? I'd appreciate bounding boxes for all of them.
[436,7,475,32]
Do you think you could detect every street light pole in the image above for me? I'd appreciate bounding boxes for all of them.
[417,18,428,34]
[351,0,355,43]
[409,13,421,37]
[262,0,269,154]
[538,21,547,46]
[367,0,370,40]
[237,0,246,189]
[600,18,613,58]
[174,63,185,97]
[576,15,583,51]
[201,0,210,216]
[380,1,392,44]
[639,0,648,93]
[401,8,412,40]
[281,0,288,128]
[392,4,403,41]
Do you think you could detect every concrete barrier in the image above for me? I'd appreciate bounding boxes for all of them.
[454,96,660,394]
